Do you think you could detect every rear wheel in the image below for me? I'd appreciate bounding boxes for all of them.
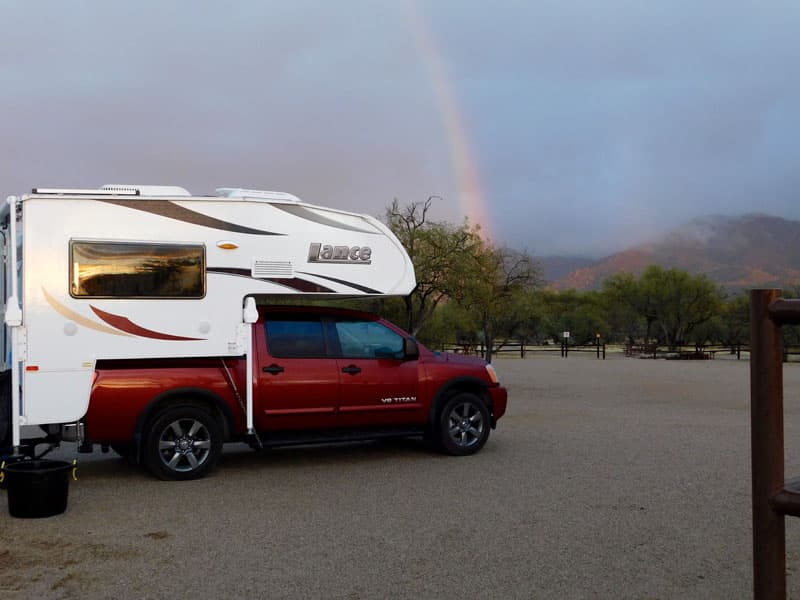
[143,405,223,480]
[436,393,490,456]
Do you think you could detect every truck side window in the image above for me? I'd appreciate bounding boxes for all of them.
[266,319,326,358]
[335,320,404,359]
[70,241,205,298]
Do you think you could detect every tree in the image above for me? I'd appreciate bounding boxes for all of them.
[455,243,541,362]
[639,266,723,350]
[538,289,608,344]
[385,198,482,336]
[601,273,645,343]
[718,293,750,348]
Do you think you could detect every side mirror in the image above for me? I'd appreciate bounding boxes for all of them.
[404,337,420,361]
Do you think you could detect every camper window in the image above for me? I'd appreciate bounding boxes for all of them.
[70,241,205,298]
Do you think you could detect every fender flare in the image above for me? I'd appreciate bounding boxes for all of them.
[132,387,238,462]
[427,376,493,429]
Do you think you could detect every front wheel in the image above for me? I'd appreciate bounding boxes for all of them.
[436,393,490,456]
[143,405,223,481]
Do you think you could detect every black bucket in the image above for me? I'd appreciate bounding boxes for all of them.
[0,455,29,490]
[4,459,73,518]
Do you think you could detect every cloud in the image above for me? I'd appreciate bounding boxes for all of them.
[1,1,799,256]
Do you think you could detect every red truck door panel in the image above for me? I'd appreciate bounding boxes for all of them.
[332,319,423,427]
[256,317,339,431]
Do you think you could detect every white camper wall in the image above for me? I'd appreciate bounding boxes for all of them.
[1,225,8,371]
[17,191,415,426]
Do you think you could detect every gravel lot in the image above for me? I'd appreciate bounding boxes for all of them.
[3,354,800,599]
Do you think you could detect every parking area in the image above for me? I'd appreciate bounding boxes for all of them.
[3,355,800,599]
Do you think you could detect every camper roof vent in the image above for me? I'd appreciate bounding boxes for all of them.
[32,187,140,196]
[216,188,302,203]
[101,185,192,197]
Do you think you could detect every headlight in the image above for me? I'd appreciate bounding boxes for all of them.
[485,364,498,384]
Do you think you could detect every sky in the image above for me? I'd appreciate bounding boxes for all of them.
[1,1,799,257]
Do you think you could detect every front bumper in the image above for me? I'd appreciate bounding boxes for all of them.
[489,385,508,423]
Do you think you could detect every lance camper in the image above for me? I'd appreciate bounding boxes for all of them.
[0,185,507,480]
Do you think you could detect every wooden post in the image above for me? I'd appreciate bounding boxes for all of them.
[750,289,786,600]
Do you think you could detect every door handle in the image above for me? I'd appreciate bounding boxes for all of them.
[263,364,285,375]
[341,364,361,375]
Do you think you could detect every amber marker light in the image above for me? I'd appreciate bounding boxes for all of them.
[485,364,498,384]
[216,241,239,250]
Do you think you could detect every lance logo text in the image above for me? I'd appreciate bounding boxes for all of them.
[308,243,372,264]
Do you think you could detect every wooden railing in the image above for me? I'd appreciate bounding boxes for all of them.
[750,289,800,599]
[440,340,606,359]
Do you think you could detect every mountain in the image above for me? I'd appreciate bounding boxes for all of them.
[537,255,596,283]
[547,214,800,290]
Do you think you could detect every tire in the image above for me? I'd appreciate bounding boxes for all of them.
[143,404,223,481]
[436,392,491,456]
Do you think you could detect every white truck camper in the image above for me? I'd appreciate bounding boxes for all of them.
[0,185,415,456]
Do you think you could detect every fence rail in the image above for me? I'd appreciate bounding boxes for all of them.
[439,340,800,363]
[440,340,606,359]
[622,342,800,362]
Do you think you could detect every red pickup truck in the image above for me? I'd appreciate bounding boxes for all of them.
[86,306,508,480]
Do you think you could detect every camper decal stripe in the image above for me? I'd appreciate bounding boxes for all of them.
[89,306,206,341]
[207,267,336,293]
[270,278,334,293]
[272,204,379,235]
[207,267,257,279]
[43,288,133,337]
[99,200,284,236]
[296,272,382,294]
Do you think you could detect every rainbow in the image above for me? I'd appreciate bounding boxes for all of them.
[404,1,494,240]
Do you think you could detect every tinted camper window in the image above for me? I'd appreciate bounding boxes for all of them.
[70,242,205,298]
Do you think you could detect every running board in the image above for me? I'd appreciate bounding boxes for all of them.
[256,426,425,449]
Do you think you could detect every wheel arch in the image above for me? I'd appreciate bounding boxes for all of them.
[132,387,237,463]
[428,377,494,430]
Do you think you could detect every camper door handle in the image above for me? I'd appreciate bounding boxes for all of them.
[263,364,285,375]
[341,364,361,375]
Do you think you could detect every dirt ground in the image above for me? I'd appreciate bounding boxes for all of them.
[2,354,800,599]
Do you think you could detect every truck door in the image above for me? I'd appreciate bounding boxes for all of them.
[255,316,340,431]
[331,317,422,428]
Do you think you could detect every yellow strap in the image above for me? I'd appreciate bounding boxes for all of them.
[0,460,4,484]
[71,459,78,481]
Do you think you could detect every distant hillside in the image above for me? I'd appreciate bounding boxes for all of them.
[537,255,596,283]
[548,214,800,290]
